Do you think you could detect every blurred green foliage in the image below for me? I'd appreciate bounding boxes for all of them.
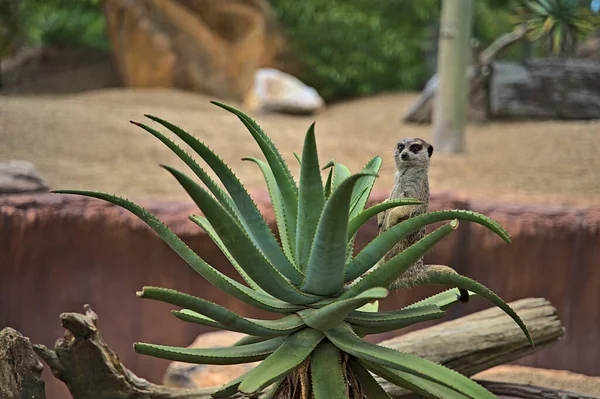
[1,0,537,101]
[511,0,600,56]
[271,0,518,101]
[0,0,108,54]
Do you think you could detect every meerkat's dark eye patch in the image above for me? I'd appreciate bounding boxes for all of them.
[428,144,434,158]
[397,143,405,151]
[409,144,422,153]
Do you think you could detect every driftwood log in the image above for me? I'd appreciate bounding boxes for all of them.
[379,297,563,378]
[376,297,566,397]
[401,381,600,399]
[32,305,213,399]
[404,24,600,123]
[489,59,600,120]
[0,327,46,399]
[476,380,600,399]
[23,298,582,399]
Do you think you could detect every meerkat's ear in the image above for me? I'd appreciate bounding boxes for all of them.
[427,144,434,158]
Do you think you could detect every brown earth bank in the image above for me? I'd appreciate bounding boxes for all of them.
[1,89,599,207]
[1,190,599,398]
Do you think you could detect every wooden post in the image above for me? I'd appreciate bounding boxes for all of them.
[432,0,474,153]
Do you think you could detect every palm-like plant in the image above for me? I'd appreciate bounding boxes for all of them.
[54,103,533,399]
[511,0,600,56]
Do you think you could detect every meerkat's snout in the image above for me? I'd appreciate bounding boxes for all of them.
[400,152,408,160]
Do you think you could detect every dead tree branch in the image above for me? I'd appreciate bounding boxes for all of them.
[0,327,46,399]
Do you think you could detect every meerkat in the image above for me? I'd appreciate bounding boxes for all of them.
[377,138,469,302]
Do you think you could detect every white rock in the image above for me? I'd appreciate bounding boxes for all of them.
[245,68,325,114]
[0,160,49,194]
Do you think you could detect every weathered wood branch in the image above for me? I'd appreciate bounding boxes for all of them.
[31,298,566,399]
[32,305,214,399]
[0,327,46,399]
[376,297,564,397]
[479,24,528,65]
[489,59,600,120]
[476,380,600,399]
[399,380,600,399]
[403,66,486,124]
[0,46,46,76]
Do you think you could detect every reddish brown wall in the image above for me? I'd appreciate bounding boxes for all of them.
[1,191,599,398]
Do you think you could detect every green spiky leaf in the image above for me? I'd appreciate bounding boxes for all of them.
[212,370,250,398]
[296,123,325,269]
[135,336,286,365]
[163,166,316,303]
[323,167,334,199]
[242,156,295,264]
[301,173,376,296]
[346,210,509,282]
[262,378,285,399]
[190,215,265,293]
[210,102,299,251]
[363,361,471,399]
[419,272,534,348]
[131,121,237,217]
[405,289,476,311]
[238,328,324,394]
[299,287,389,331]
[349,358,392,399]
[342,220,459,299]
[331,162,352,192]
[348,187,369,220]
[172,309,225,329]
[232,335,271,347]
[311,342,347,399]
[356,300,380,313]
[144,114,300,284]
[347,305,445,335]
[138,287,305,337]
[325,325,495,399]
[349,156,382,219]
[347,199,424,238]
[51,190,299,314]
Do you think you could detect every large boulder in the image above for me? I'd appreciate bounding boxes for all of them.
[102,0,286,101]
[244,68,325,115]
[0,160,49,195]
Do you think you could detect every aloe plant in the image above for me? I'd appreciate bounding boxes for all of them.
[53,102,533,399]
[511,0,600,56]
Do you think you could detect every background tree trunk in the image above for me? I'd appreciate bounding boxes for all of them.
[432,0,474,153]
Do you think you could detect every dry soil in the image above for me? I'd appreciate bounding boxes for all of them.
[1,89,599,207]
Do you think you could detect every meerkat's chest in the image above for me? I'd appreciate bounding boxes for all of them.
[391,181,424,199]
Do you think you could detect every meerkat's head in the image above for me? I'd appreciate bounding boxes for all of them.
[394,138,433,169]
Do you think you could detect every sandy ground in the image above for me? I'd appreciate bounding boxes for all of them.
[1,88,599,207]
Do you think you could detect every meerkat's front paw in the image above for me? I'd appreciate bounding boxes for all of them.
[384,206,413,230]
[422,265,470,303]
